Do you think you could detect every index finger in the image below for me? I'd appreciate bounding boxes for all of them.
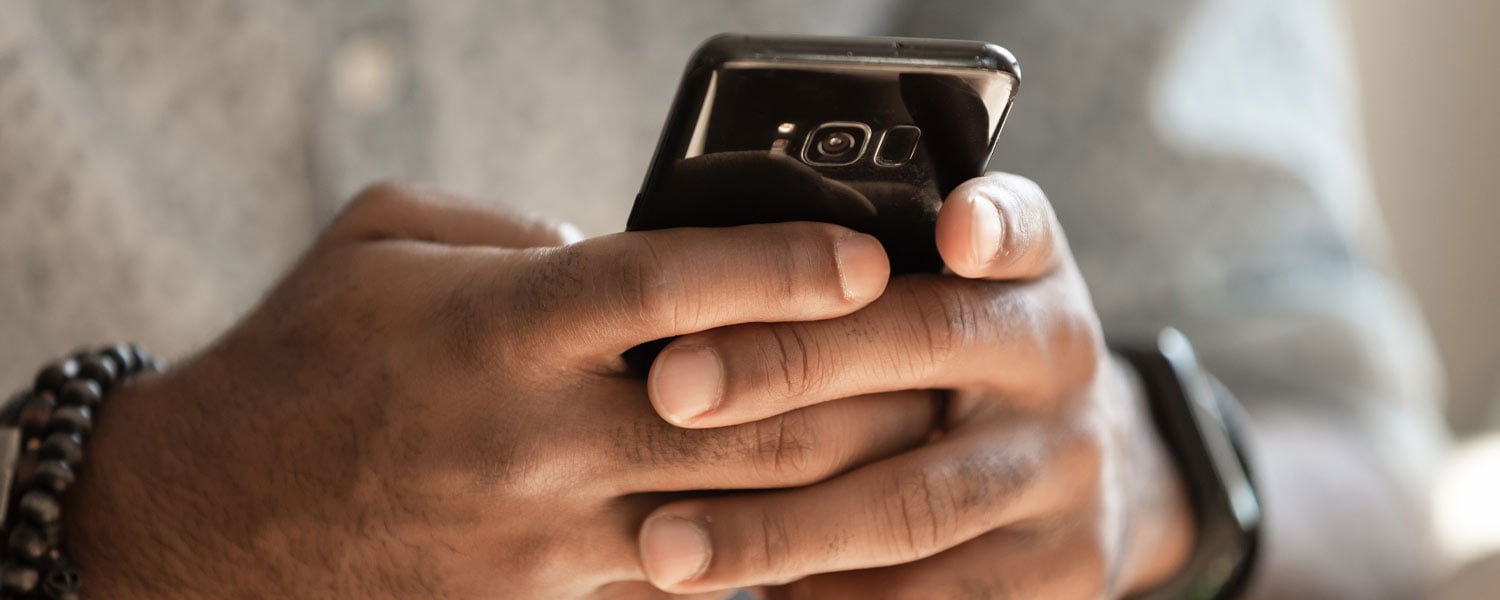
[326,181,584,248]
[517,222,890,361]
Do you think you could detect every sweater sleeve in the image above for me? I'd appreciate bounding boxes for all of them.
[894,0,1447,529]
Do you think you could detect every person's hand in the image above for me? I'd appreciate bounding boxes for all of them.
[64,183,939,599]
[637,173,1196,598]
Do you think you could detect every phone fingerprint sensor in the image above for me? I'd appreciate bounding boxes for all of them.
[874,125,922,166]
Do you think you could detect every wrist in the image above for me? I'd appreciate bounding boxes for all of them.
[64,372,180,598]
[62,358,247,599]
[0,347,194,599]
[1111,355,1196,593]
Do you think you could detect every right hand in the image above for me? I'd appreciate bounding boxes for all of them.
[63,183,935,599]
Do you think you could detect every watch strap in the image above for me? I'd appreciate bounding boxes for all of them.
[1116,329,1262,599]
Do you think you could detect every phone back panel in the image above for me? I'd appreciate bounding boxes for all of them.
[628,34,1020,274]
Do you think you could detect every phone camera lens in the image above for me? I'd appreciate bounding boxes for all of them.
[803,122,871,166]
[816,132,856,158]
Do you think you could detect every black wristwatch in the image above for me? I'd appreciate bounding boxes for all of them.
[1115,329,1262,599]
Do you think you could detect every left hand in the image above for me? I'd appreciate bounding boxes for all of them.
[635,173,1197,598]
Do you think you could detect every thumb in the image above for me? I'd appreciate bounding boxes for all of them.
[934,172,1062,280]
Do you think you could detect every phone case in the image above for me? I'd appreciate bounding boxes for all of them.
[629,33,1019,272]
[624,33,1020,372]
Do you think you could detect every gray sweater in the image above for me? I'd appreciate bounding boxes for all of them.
[0,0,1445,555]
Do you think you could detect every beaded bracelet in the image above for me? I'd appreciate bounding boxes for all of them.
[0,345,159,600]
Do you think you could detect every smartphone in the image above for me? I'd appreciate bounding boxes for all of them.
[624,33,1020,371]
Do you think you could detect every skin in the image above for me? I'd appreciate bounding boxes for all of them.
[636,174,1193,598]
[66,182,938,599]
[62,173,1427,598]
[634,173,1434,599]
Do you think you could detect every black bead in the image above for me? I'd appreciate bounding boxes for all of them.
[97,355,121,382]
[44,406,91,437]
[37,433,83,467]
[26,460,74,496]
[43,524,60,549]
[17,395,56,439]
[74,355,116,391]
[41,563,79,600]
[99,344,137,376]
[129,344,151,371]
[0,563,39,594]
[32,360,78,396]
[55,380,100,409]
[7,525,48,563]
[17,491,61,526]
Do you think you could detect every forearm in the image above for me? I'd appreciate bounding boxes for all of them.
[1243,405,1433,599]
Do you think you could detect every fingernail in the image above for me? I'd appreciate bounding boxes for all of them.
[835,232,889,302]
[650,346,723,424]
[968,194,1003,268]
[640,515,711,587]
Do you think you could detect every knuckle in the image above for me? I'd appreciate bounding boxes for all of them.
[749,411,828,484]
[753,505,795,578]
[764,323,827,399]
[325,180,422,242]
[1054,426,1107,504]
[504,246,582,345]
[900,282,981,376]
[347,180,416,216]
[512,236,678,343]
[613,237,676,332]
[882,464,965,560]
[1048,302,1106,396]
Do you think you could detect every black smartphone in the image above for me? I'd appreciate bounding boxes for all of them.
[624,33,1020,371]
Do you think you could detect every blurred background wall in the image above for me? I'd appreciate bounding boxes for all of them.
[1348,0,1500,436]
[1347,2,1500,595]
